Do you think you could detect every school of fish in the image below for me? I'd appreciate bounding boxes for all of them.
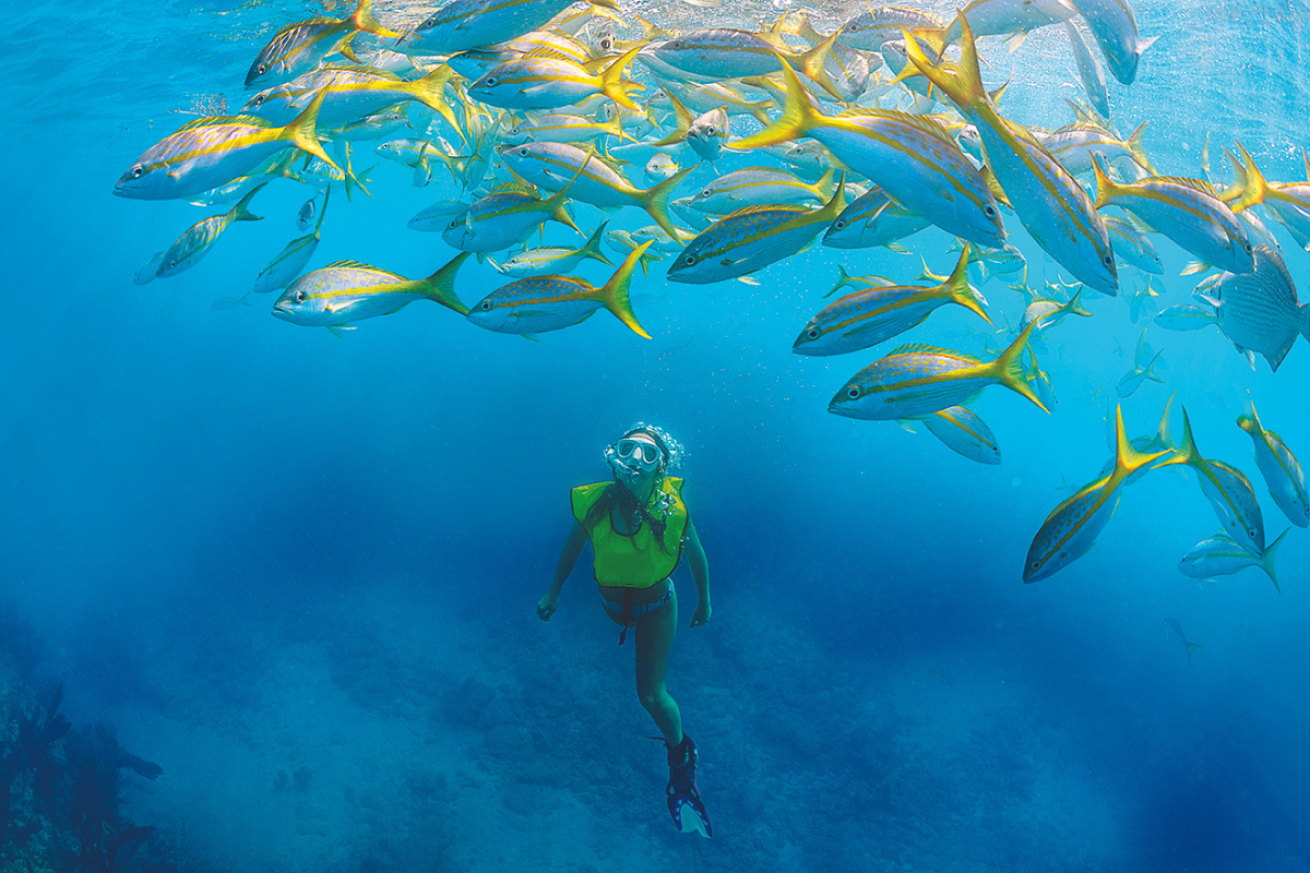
[115,0,1309,602]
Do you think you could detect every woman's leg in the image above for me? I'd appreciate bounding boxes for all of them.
[635,583,681,747]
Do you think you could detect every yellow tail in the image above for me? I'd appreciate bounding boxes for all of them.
[409,66,462,134]
[797,29,847,102]
[941,245,991,324]
[991,320,1049,412]
[1157,404,1203,470]
[903,13,987,112]
[1229,142,1272,213]
[416,251,472,315]
[280,90,339,173]
[227,181,267,223]
[575,220,614,266]
[599,46,644,113]
[728,57,824,151]
[650,88,694,147]
[1111,404,1170,484]
[598,242,653,338]
[642,164,697,240]
[1125,121,1155,174]
[1090,152,1126,210]
[351,0,401,38]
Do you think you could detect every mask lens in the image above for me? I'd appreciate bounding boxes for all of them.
[617,439,659,469]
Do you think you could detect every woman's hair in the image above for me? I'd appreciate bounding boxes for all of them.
[583,424,683,551]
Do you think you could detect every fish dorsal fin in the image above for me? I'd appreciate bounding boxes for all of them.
[1151,175,1222,196]
[490,181,538,196]
[523,47,583,65]
[888,343,970,359]
[323,259,386,272]
[876,109,955,143]
[178,114,272,131]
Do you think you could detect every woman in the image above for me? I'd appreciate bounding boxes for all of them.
[536,423,713,837]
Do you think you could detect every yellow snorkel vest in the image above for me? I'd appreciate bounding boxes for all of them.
[571,477,688,588]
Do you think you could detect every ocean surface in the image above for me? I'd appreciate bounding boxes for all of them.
[2,0,1309,870]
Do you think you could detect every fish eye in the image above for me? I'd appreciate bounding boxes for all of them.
[705,126,715,135]
[1245,242,1253,253]
[519,147,529,156]
[131,166,143,179]
[484,77,496,87]
[480,300,492,310]
[1031,559,1042,569]
[833,219,845,229]
[847,388,859,398]
[257,63,266,75]
[448,218,460,228]
[422,15,437,27]
[294,290,306,303]
[601,37,613,51]
[985,205,996,216]
[1104,254,1114,266]
[253,94,264,106]
[807,329,818,339]
[670,40,682,49]
[683,254,696,266]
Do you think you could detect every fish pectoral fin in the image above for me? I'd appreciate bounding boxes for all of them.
[326,324,356,338]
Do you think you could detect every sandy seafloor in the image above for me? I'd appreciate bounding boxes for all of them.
[3,0,1310,870]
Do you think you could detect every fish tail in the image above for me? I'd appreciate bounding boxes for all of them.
[992,320,1049,412]
[729,58,822,151]
[315,185,331,233]
[1230,142,1272,213]
[279,89,339,173]
[1111,404,1170,481]
[1157,404,1201,470]
[576,221,614,266]
[815,173,846,221]
[410,66,462,133]
[649,88,694,148]
[599,46,644,113]
[228,181,268,222]
[812,167,837,203]
[1263,528,1288,592]
[338,31,363,64]
[826,264,856,298]
[588,0,621,9]
[1186,642,1203,664]
[1090,152,1123,210]
[1125,121,1155,174]
[1063,287,1093,319]
[903,14,986,112]
[944,245,991,324]
[416,251,472,315]
[797,29,845,101]
[598,242,653,338]
[351,0,401,38]
[641,165,697,240]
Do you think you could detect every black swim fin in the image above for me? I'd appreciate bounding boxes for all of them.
[666,733,712,838]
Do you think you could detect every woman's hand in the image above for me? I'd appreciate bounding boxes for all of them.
[537,592,560,621]
[690,600,711,628]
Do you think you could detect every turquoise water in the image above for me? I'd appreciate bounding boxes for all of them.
[2,0,1309,870]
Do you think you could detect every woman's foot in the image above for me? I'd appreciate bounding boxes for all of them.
[666,733,712,837]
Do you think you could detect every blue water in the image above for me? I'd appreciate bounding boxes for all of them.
[3,0,1309,870]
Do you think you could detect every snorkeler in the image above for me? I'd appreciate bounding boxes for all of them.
[536,423,713,837]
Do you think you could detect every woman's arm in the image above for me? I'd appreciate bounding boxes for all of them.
[538,520,588,621]
[684,520,711,628]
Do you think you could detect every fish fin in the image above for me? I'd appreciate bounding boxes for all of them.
[1124,121,1155,174]
[641,164,697,240]
[1157,404,1201,470]
[1186,642,1203,664]
[576,220,615,266]
[228,181,267,222]
[797,28,847,102]
[1113,404,1170,482]
[409,66,462,135]
[649,89,694,147]
[729,58,822,151]
[886,242,911,254]
[1090,151,1124,210]
[416,251,472,314]
[1227,142,1271,213]
[599,46,644,112]
[944,244,991,324]
[279,90,339,173]
[1263,329,1297,373]
[812,167,837,203]
[991,320,1048,412]
[327,324,356,338]
[904,14,986,111]
[598,242,653,338]
[1261,527,1289,592]
[351,0,401,38]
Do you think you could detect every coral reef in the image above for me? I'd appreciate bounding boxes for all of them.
[0,610,191,873]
